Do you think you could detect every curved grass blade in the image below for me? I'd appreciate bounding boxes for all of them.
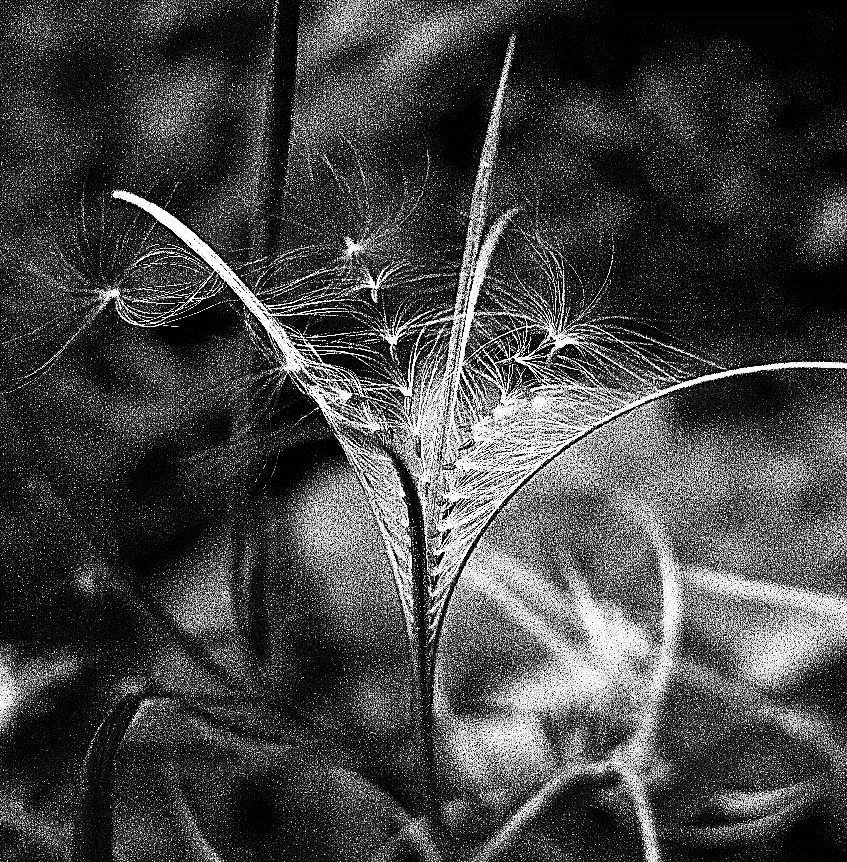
[430,360,847,664]
[72,690,150,862]
[110,189,436,798]
[112,191,310,375]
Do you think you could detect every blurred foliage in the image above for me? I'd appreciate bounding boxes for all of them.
[0,0,846,859]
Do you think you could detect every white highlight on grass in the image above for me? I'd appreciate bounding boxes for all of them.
[569,575,626,670]
[0,650,20,735]
[112,191,313,379]
[549,332,579,352]
[689,567,847,619]
[425,33,517,532]
[627,514,682,769]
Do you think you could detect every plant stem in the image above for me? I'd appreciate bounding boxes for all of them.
[72,690,150,862]
[251,0,302,266]
[390,443,438,812]
[609,758,662,862]
[471,760,614,862]
[439,359,847,639]
[419,30,517,816]
[425,31,516,531]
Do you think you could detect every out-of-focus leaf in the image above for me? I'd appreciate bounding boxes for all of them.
[76,693,418,862]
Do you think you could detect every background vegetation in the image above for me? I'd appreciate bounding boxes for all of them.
[0,0,845,859]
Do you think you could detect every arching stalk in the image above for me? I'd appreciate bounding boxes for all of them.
[430,360,847,682]
[471,761,615,862]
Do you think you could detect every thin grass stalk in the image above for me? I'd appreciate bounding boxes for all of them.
[108,572,246,695]
[251,0,301,266]
[71,690,150,862]
[429,360,847,670]
[471,760,614,862]
[425,32,516,531]
[610,759,662,862]
[239,0,302,689]
[415,207,522,806]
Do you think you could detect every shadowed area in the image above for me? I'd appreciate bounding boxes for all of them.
[1,1,846,859]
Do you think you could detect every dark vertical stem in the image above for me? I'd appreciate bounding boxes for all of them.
[368,436,436,812]
[72,691,150,862]
[420,651,437,814]
[234,0,302,677]
[251,0,302,266]
[413,512,437,814]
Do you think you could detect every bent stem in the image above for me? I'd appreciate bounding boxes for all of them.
[433,359,847,664]
[471,760,614,862]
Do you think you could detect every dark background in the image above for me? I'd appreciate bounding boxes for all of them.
[1,0,845,858]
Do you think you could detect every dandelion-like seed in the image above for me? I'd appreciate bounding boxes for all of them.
[73,11,847,862]
[357,262,408,304]
[548,329,579,354]
[344,235,365,259]
[99,286,120,304]
[361,269,380,302]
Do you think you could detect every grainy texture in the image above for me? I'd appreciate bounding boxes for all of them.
[1,1,846,859]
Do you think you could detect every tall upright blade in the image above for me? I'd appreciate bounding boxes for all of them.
[425,33,517,535]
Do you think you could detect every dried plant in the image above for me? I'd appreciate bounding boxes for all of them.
[3,2,847,861]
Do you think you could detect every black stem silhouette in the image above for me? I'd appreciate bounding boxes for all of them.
[251,0,301,267]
